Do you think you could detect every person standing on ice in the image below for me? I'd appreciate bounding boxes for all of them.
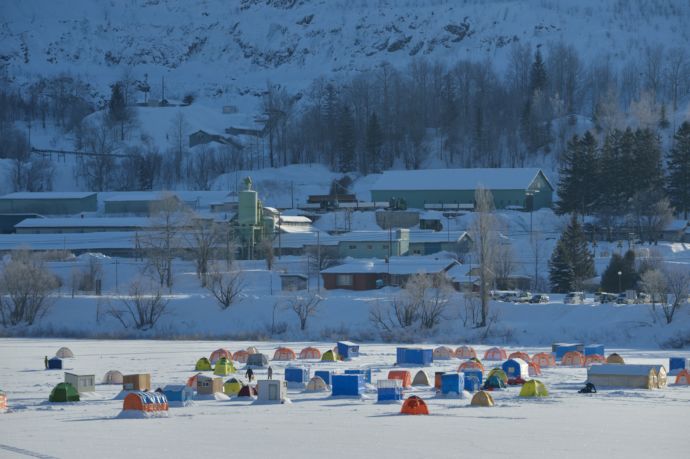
[245,367,254,382]
[267,366,273,380]
[44,356,48,369]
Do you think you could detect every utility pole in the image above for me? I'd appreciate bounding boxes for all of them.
[115,259,119,290]
[317,231,321,293]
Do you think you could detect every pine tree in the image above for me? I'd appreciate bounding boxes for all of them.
[337,105,356,173]
[600,250,638,292]
[549,214,595,292]
[365,112,383,173]
[549,241,575,293]
[667,122,690,218]
[557,132,599,215]
[632,128,663,193]
[659,104,670,129]
[529,48,548,93]
[108,82,127,140]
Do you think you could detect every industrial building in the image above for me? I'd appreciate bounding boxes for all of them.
[0,192,97,215]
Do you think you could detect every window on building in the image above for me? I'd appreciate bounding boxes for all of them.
[336,274,353,287]
[348,245,356,250]
[367,244,373,250]
[382,244,389,249]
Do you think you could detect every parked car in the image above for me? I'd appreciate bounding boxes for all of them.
[530,294,550,303]
[636,292,651,304]
[499,291,520,302]
[616,290,638,304]
[564,292,585,304]
[515,291,533,303]
[595,292,617,304]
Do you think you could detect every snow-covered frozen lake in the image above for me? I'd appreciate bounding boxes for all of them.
[0,338,688,458]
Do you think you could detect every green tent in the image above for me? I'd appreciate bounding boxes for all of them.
[483,374,507,390]
[213,357,236,376]
[321,350,339,362]
[195,357,212,371]
[49,382,80,402]
[519,379,549,397]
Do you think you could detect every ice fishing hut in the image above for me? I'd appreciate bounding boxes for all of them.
[246,353,269,368]
[584,344,605,357]
[552,343,584,360]
[462,369,483,391]
[123,374,151,391]
[285,367,310,385]
[669,357,690,376]
[396,347,433,366]
[331,374,365,396]
[501,358,529,380]
[257,380,287,403]
[64,373,95,393]
[163,385,194,405]
[315,370,332,386]
[377,379,403,402]
[47,357,62,370]
[440,373,465,397]
[337,341,360,360]
[197,375,223,395]
[344,368,372,383]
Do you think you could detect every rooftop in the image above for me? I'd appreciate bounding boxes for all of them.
[15,217,152,228]
[0,192,96,200]
[371,168,552,192]
[321,256,456,275]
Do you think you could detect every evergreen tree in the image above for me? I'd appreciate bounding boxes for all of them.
[595,129,624,217]
[365,112,383,173]
[108,82,127,140]
[529,48,548,93]
[659,104,670,129]
[549,214,595,292]
[600,250,638,292]
[667,122,690,218]
[548,241,575,293]
[556,131,599,215]
[337,105,356,173]
[632,128,663,194]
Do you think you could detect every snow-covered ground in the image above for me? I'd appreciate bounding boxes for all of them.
[0,338,688,458]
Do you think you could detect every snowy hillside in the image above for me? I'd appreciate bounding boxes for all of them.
[2,0,687,103]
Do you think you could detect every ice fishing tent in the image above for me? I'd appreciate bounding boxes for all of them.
[0,390,6,410]
[587,365,660,389]
[502,358,529,380]
[55,347,74,358]
[345,369,372,384]
[532,352,556,367]
[257,380,287,403]
[213,357,236,376]
[483,374,507,390]
[528,362,542,376]
[471,390,494,407]
[508,351,531,362]
[337,341,360,360]
[519,379,548,397]
[674,369,690,385]
[459,360,485,374]
[299,347,322,360]
[651,365,668,388]
[122,391,168,412]
[197,375,223,395]
[103,370,123,384]
[233,350,249,363]
[412,370,431,387]
[224,377,244,395]
[561,351,585,367]
[163,385,194,405]
[285,367,310,384]
[377,379,403,402]
[186,373,202,390]
[396,348,433,366]
[306,376,329,392]
[585,355,606,366]
[400,395,428,415]
[273,347,297,361]
[484,347,507,361]
[584,344,605,356]
[440,373,465,397]
[315,370,332,386]
[246,353,269,368]
[47,357,62,370]
[606,353,625,364]
[462,369,483,391]
[65,373,95,393]
[195,357,212,371]
[123,374,151,391]
[456,345,477,359]
[246,346,259,354]
[552,343,584,360]
[487,368,508,383]
[49,382,79,402]
[237,384,258,398]
[433,346,454,360]
[669,357,689,376]
[331,374,365,396]
[388,370,412,388]
[321,350,339,362]
[209,348,232,365]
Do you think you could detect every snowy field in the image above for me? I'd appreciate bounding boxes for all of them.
[0,338,688,458]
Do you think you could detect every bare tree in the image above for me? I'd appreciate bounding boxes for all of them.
[207,263,245,310]
[640,268,667,314]
[470,186,498,327]
[72,256,103,293]
[105,280,169,330]
[630,191,673,243]
[259,237,275,271]
[186,218,221,287]
[660,265,690,324]
[493,243,515,290]
[287,292,323,330]
[0,250,60,326]
[75,117,118,191]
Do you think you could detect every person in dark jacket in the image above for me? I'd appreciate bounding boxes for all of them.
[267,366,273,380]
[245,367,254,382]
[44,356,48,369]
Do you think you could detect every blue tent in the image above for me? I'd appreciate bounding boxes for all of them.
[285,367,310,384]
[396,348,433,366]
[584,344,605,356]
[344,369,372,384]
[377,380,403,402]
[441,373,464,396]
[337,341,360,360]
[47,357,62,370]
[462,369,483,392]
[163,385,193,403]
[552,343,584,359]
[331,374,364,397]
[501,359,529,380]
[315,370,332,385]
[669,357,690,376]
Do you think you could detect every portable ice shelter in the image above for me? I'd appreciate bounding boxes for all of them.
[487,368,508,383]
[532,352,556,367]
[552,343,583,360]
[237,385,258,397]
[186,373,202,390]
[412,370,431,387]
[484,347,507,361]
[196,375,223,395]
[584,344,605,356]
[315,370,333,385]
[49,382,79,402]
[122,391,168,412]
[65,373,95,393]
[388,370,412,388]
[377,379,403,402]
[103,370,124,384]
[337,341,360,360]
[213,357,236,376]
[233,350,250,363]
[273,347,297,361]
[502,358,529,380]
[674,369,690,385]
[285,367,310,384]
[528,362,542,377]
[455,345,477,359]
[195,357,212,371]
[587,364,660,389]
[257,380,287,403]
[345,369,372,384]
[519,379,548,397]
[299,347,322,360]
[224,377,244,395]
[321,350,339,362]
[483,374,507,390]
[123,374,151,391]
[246,346,259,354]
[471,390,494,407]
[458,360,485,374]
[651,365,668,388]
[585,354,606,366]
[508,351,531,362]
[163,385,194,404]
[331,374,365,396]
[400,395,428,415]
[55,347,74,358]
[561,351,585,367]
[433,346,454,360]
[47,357,62,370]
[306,376,328,392]
[462,369,483,391]
[0,390,6,410]
[669,357,689,376]
[209,348,232,365]
[606,353,625,364]
[396,348,433,366]
[440,373,465,397]
[246,353,269,368]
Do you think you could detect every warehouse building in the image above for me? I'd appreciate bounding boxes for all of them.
[0,192,97,215]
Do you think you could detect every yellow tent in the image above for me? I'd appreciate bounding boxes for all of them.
[487,368,508,383]
[606,353,625,364]
[195,357,212,371]
[306,376,328,392]
[470,390,495,407]
[213,358,236,376]
[519,379,548,397]
[224,377,243,395]
[321,350,339,362]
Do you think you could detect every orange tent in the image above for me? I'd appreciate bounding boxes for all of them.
[388,370,412,388]
[299,347,322,360]
[455,345,477,359]
[585,354,606,366]
[273,347,297,361]
[509,351,531,362]
[186,373,202,389]
[532,352,556,367]
[675,369,690,385]
[233,350,249,363]
[122,392,168,412]
[528,361,542,376]
[400,395,429,415]
[209,348,232,365]
[484,347,507,361]
[561,351,585,367]
[458,360,485,374]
